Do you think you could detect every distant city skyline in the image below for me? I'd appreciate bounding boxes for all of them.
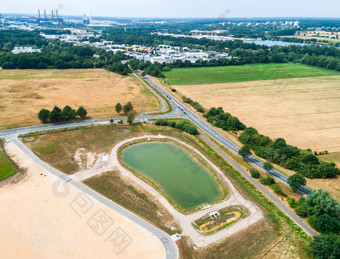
[1,0,340,18]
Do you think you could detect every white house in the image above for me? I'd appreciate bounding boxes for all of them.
[11,47,41,54]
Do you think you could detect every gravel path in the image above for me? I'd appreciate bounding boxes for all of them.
[72,135,263,247]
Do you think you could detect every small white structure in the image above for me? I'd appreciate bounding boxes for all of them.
[170,233,181,241]
[101,153,108,162]
[11,46,41,54]
[209,211,220,219]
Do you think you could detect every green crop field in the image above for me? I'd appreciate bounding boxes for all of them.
[163,63,339,85]
[0,152,16,180]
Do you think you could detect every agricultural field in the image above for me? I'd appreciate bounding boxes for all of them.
[0,69,159,130]
[172,74,340,154]
[163,63,339,85]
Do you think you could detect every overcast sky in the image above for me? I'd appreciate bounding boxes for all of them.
[1,0,340,18]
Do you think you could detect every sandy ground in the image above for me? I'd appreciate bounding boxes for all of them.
[0,69,158,130]
[72,135,263,248]
[173,75,340,153]
[0,141,165,259]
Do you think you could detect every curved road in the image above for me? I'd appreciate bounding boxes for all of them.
[0,69,316,258]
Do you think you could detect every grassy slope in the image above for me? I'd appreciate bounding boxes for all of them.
[0,139,17,180]
[163,63,339,85]
[0,152,16,180]
[85,171,179,235]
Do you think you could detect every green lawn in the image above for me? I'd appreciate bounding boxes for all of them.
[163,63,339,85]
[0,152,16,180]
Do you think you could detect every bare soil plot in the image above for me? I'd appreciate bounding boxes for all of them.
[0,69,159,130]
[173,75,340,154]
[0,142,165,259]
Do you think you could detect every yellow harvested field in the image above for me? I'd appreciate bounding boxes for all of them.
[173,75,340,153]
[0,69,159,130]
[0,142,165,259]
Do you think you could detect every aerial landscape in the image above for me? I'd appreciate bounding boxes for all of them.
[0,1,339,258]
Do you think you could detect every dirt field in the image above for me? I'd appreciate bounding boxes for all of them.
[173,75,340,153]
[0,69,159,130]
[0,141,165,259]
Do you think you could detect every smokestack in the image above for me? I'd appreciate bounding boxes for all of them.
[51,10,54,20]
[38,9,41,21]
[44,9,47,20]
[56,10,59,23]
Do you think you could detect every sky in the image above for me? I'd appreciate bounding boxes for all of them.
[1,0,340,18]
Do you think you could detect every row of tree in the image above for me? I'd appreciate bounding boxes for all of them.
[182,97,204,113]
[289,189,340,234]
[38,106,87,123]
[204,107,246,131]
[238,127,338,179]
[291,189,340,259]
[154,119,198,135]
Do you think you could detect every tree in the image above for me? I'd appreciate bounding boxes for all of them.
[294,205,308,218]
[310,234,340,259]
[76,106,87,119]
[115,103,122,114]
[123,102,133,115]
[250,169,260,178]
[287,173,306,191]
[302,154,320,165]
[305,189,340,217]
[260,176,275,185]
[186,125,198,135]
[61,105,76,121]
[141,72,146,76]
[127,113,134,125]
[109,118,114,124]
[38,109,50,123]
[126,101,133,112]
[263,162,274,172]
[309,214,340,234]
[238,145,251,158]
[48,106,62,122]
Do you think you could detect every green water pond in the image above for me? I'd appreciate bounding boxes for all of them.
[121,142,223,210]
